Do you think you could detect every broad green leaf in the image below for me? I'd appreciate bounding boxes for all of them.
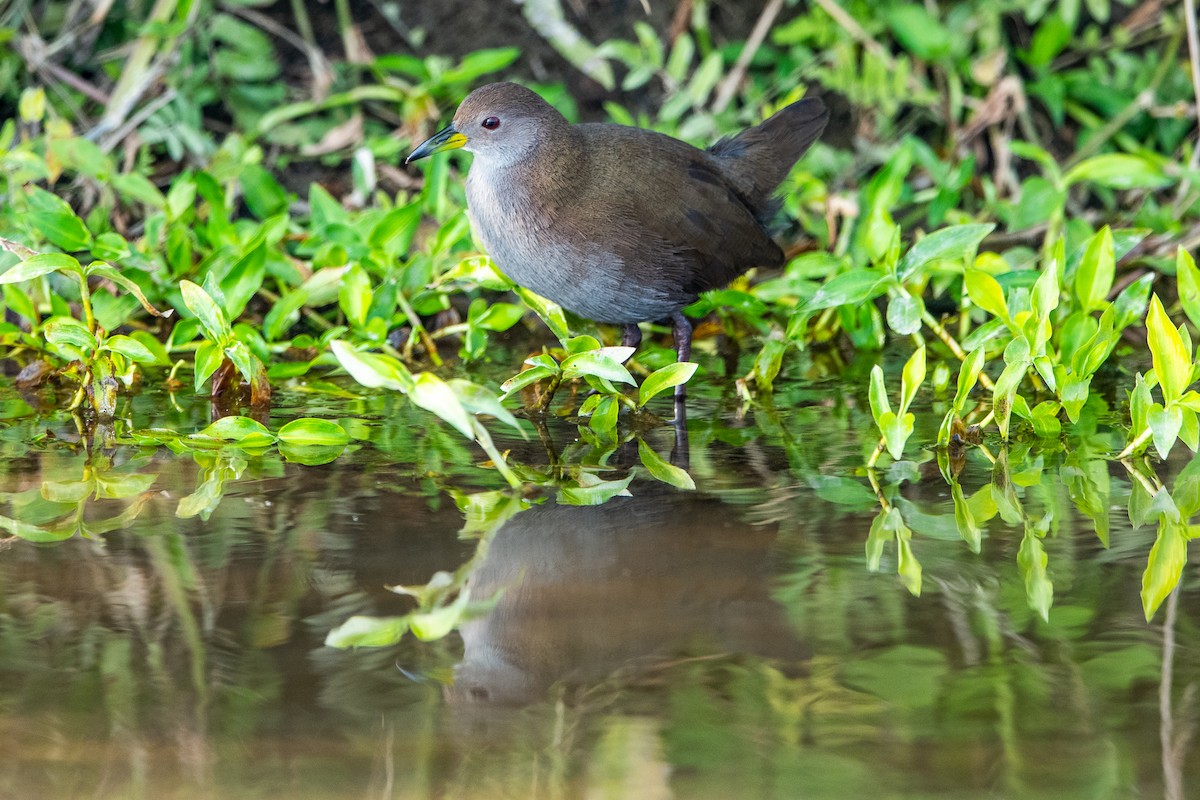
[558,473,635,506]
[886,292,923,335]
[993,357,1026,439]
[500,365,556,398]
[514,287,570,343]
[44,316,97,351]
[448,378,526,435]
[0,253,81,283]
[953,348,986,411]
[896,223,994,280]
[474,302,526,331]
[588,394,620,433]
[103,334,159,364]
[637,439,695,490]
[1177,247,1200,331]
[561,350,635,385]
[330,340,414,392]
[1148,404,1183,460]
[804,268,888,311]
[192,415,276,446]
[1074,226,1115,313]
[1018,523,1053,622]
[194,340,224,393]
[277,418,350,446]
[638,361,698,406]
[410,593,472,641]
[951,481,982,553]
[899,346,926,413]
[180,280,231,343]
[965,268,1009,320]
[240,164,288,219]
[868,365,891,423]
[1146,295,1190,405]
[26,187,93,251]
[369,202,423,258]
[86,264,171,318]
[410,372,474,438]
[339,264,372,328]
[1141,518,1188,620]
[325,615,410,648]
[1064,153,1171,190]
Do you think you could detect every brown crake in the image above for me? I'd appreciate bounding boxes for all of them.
[407,82,829,393]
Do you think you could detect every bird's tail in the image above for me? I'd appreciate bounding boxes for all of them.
[708,96,829,222]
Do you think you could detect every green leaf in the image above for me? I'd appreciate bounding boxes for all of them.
[192,416,277,447]
[588,394,620,433]
[1141,518,1188,620]
[896,223,994,280]
[1064,154,1171,190]
[952,348,986,411]
[25,187,93,251]
[1147,295,1190,405]
[899,346,926,413]
[103,334,159,364]
[1074,226,1114,313]
[474,302,526,331]
[951,481,982,553]
[993,357,1026,439]
[339,264,372,328]
[1018,522,1054,622]
[888,4,952,60]
[638,362,698,406]
[561,349,635,385]
[1176,247,1200,331]
[220,243,267,319]
[558,473,635,506]
[368,202,422,258]
[45,316,98,351]
[637,439,695,490]
[804,268,888,311]
[500,365,556,398]
[886,292,923,335]
[180,280,231,343]
[965,268,1009,320]
[410,373,474,439]
[86,264,171,318]
[277,418,350,446]
[0,253,81,283]
[447,378,526,435]
[330,340,414,392]
[514,287,571,343]
[1148,404,1183,460]
[194,340,224,393]
[325,615,410,648]
[239,164,288,219]
[868,365,891,423]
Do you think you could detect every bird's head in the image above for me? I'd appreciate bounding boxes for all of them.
[405,82,568,169]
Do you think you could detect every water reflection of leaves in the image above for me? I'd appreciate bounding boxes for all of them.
[0,454,157,542]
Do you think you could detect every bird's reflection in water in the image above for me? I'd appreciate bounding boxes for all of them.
[446,488,807,708]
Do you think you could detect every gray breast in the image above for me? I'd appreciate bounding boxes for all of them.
[466,172,676,324]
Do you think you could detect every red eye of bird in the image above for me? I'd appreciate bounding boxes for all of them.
[482,116,500,130]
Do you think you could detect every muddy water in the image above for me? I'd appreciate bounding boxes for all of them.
[0,374,1196,799]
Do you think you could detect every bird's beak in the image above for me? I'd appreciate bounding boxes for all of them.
[405,124,468,164]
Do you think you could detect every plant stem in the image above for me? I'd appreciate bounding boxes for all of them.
[395,291,442,367]
[921,309,996,391]
[1117,426,1154,459]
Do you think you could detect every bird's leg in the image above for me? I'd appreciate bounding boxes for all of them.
[620,323,642,352]
[671,311,692,400]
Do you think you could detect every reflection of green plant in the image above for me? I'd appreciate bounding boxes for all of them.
[1124,455,1200,620]
[0,455,156,542]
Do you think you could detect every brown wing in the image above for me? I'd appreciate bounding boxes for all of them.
[574,125,783,306]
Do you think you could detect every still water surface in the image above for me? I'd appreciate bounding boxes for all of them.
[0,368,1196,799]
